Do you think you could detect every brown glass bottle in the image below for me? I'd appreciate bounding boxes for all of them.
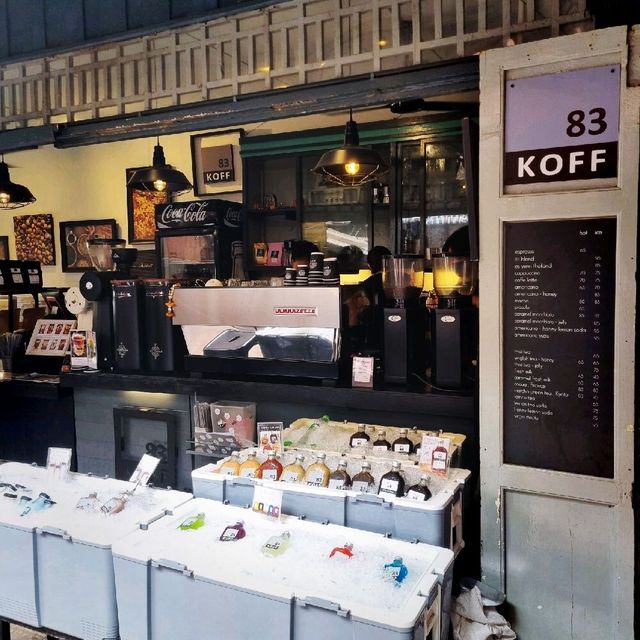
[392,429,414,454]
[257,452,283,481]
[378,461,405,497]
[328,460,351,490]
[372,430,391,454]
[351,461,375,493]
[404,475,432,501]
[349,424,370,448]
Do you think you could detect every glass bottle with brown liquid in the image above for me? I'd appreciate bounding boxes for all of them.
[281,454,306,483]
[328,460,351,490]
[349,424,370,448]
[372,430,391,454]
[404,475,432,501]
[257,452,283,481]
[351,461,375,493]
[304,452,330,487]
[392,429,414,454]
[378,461,405,497]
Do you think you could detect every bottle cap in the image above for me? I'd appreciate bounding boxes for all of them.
[247,451,256,458]
[358,423,366,430]
[420,474,430,482]
[377,430,386,437]
[399,428,408,436]
[394,556,403,563]
[281,530,291,539]
[344,542,353,550]
[296,454,305,463]
[391,461,402,471]
[338,460,348,468]
[361,461,371,470]
[267,452,277,459]
[316,452,326,461]
[231,451,240,459]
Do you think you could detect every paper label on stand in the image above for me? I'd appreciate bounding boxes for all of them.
[257,422,283,455]
[46,447,72,481]
[129,454,161,487]
[252,485,282,519]
[419,436,451,477]
[352,356,374,387]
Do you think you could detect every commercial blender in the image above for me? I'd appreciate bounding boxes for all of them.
[430,255,478,389]
[381,256,426,385]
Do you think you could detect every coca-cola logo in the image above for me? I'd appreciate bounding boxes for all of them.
[273,306,318,316]
[158,202,214,226]
[224,208,242,227]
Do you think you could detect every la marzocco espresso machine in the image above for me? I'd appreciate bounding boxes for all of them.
[430,255,478,389]
[382,256,426,385]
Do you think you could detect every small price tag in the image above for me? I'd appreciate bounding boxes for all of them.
[46,447,72,481]
[257,422,283,455]
[129,454,161,487]
[352,356,374,388]
[252,484,283,519]
[419,435,451,477]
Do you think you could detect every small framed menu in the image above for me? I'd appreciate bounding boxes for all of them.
[26,319,76,356]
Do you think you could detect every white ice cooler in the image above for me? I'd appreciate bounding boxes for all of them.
[0,461,192,639]
[192,450,469,553]
[112,498,454,640]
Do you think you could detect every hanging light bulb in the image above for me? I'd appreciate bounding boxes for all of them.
[312,109,389,187]
[0,156,36,209]
[127,138,192,195]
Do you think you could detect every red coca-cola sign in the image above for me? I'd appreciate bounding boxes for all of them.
[155,199,243,229]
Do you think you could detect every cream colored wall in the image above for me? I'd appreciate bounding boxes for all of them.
[0,107,393,288]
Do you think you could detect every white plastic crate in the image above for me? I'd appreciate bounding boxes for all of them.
[192,449,469,553]
[0,461,192,639]
[112,498,454,640]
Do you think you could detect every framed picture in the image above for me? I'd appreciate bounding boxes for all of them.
[190,129,244,197]
[13,213,56,265]
[0,236,9,259]
[127,168,170,243]
[59,219,117,272]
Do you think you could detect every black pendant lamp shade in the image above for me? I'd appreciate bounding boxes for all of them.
[127,138,192,195]
[0,158,36,209]
[312,109,389,186]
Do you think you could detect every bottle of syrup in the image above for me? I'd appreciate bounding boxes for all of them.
[392,429,414,454]
[329,542,354,559]
[349,423,370,448]
[378,461,405,497]
[328,460,351,490]
[281,454,306,483]
[262,531,291,557]
[304,452,330,487]
[372,430,391,454]
[351,461,375,493]
[239,451,261,478]
[218,451,241,476]
[431,444,449,474]
[404,475,432,501]
[257,452,283,481]
[220,521,246,541]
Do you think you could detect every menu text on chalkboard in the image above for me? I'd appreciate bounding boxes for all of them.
[503,218,615,477]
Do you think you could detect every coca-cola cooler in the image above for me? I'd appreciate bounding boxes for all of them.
[155,199,243,282]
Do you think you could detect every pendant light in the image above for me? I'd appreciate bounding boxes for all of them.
[312,109,389,186]
[127,137,192,195]
[0,156,36,209]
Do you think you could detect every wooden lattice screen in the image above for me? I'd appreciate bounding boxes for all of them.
[0,0,591,131]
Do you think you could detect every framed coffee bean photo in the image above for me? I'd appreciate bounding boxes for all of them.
[13,213,56,265]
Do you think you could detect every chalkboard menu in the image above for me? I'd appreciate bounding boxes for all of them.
[503,218,616,477]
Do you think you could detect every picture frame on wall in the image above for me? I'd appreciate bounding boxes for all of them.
[0,236,9,259]
[13,213,56,265]
[190,129,244,197]
[126,168,170,243]
[59,219,118,272]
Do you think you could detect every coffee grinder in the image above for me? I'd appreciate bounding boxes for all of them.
[79,239,138,370]
[382,256,426,385]
[430,255,477,389]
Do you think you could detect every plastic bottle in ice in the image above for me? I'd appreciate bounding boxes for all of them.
[220,521,246,541]
[239,452,261,478]
[378,461,405,497]
[281,454,306,483]
[404,475,432,501]
[329,542,354,559]
[351,460,375,493]
[328,460,351,490]
[218,451,241,476]
[262,531,291,557]
[76,492,99,512]
[392,428,414,454]
[349,423,370,448]
[257,452,283,481]
[100,495,127,515]
[178,512,206,530]
[372,430,391,453]
[304,452,330,487]
[383,556,408,584]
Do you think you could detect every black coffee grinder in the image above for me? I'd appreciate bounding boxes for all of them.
[430,255,478,389]
[382,256,426,385]
[79,239,138,370]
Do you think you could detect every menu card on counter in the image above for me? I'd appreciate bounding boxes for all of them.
[503,218,615,477]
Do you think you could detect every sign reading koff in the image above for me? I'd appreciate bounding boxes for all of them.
[504,65,620,188]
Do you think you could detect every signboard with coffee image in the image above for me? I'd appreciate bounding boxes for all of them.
[26,319,76,356]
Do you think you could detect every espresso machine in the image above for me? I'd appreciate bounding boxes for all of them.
[430,255,478,389]
[79,239,137,370]
[382,256,427,385]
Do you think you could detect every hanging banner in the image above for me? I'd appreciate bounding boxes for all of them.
[504,65,620,187]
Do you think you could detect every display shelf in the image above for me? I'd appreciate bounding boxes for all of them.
[247,207,297,219]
